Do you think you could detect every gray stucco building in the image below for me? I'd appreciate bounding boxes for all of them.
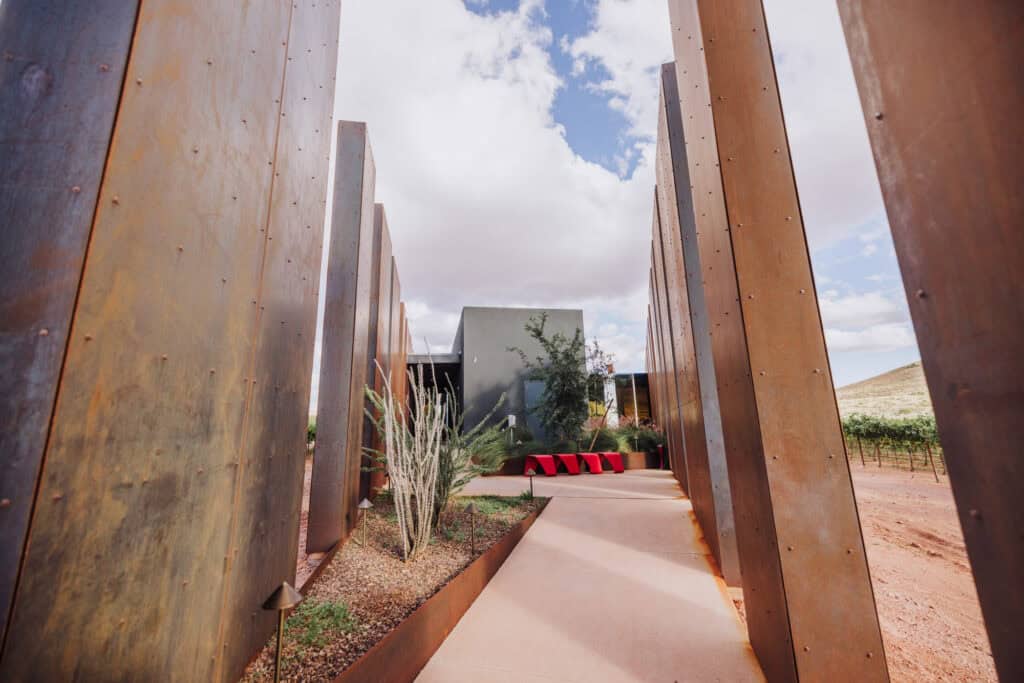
[408,306,585,437]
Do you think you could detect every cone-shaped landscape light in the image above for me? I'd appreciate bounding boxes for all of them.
[263,581,302,683]
[525,468,536,498]
[358,497,373,546]
[465,501,479,555]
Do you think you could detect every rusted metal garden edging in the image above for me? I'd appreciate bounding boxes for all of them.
[332,498,549,683]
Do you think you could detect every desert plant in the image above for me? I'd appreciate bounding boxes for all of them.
[434,385,511,526]
[509,313,588,444]
[365,363,446,562]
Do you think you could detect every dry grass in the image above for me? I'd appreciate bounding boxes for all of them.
[836,361,934,419]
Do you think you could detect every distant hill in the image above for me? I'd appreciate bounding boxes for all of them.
[835,361,934,419]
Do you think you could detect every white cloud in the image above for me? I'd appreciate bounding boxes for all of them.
[819,289,915,353]
[762,0,889,251]
[825,324,916,353]
[331,0,672,374]
[564,0,672,141]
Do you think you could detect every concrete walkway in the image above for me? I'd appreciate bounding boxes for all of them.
[417,470,764,682]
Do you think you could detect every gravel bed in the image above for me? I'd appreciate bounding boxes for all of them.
[243,492,545,682]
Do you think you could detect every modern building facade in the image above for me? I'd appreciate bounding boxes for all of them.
[408,306,585,439]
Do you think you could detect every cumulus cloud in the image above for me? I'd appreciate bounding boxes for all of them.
[332,0,672,371]
[819,289,915,353]
[762,0,888,250]
[564,0,672,141]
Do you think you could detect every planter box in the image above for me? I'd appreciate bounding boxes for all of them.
[495,455,524,476]
[623,451,652,469]
[333,498,548,683]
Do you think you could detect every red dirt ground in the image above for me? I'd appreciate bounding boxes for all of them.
[851,467,996,682]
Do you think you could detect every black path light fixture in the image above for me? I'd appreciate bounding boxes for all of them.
[358,497,373,546]
[525,468,536,498]
[262,581,303,683]
[465,501,479,555]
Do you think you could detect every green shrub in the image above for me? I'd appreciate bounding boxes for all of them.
[582,427,620,452]
[842,413,938,447]
[512,439,544,457]
[547,439,579,454]
[510,422,534,443]
[620,427,663,454]
[307,419,316,445]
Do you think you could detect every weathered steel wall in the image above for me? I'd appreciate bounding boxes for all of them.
[363,228,394,500]
[0,0,141,645]
[0,1,341,679]
[308,122,376,553]
[838,4,1023,679]
[651,237,687,490]
[667,1,887,680]
[657,62,741,587]
[657,104,722,570]
[357,204,386,513]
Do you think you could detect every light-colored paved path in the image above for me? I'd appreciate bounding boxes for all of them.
[417,470,764,682]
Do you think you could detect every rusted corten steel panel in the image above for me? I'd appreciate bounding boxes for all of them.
[647,272,679,481]
[307,122,376,554]
[217,1,342,678]
[657,110,723,572]
[397,302,410,407]
[367,260,401,495]
[0,0,140,646]
[357,204,386,517]
[651,233,687,490]
[1,1,341,679]
[660,61,741,586]
[363,223,393,501]
[669,1,887,680]
[666,4,789,677]
[645,313,660,430]
[656,68,741,586]
[838,4,1024,679]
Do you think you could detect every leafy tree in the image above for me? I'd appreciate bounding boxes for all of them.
[585,338,616,404]
[509,313,589,445]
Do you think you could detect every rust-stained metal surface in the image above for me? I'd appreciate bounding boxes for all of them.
[666,2,790,676]
[357,204,386,516]
[1,1,341,680]
[307,122,376,553]
[657,107,720,570]
[838,4,1023,679]
[668,1,888,680]
[333,500,548,683]
[0,0,140,647]
[216,1,341,678]
[363,220,393,501]
[657,62,741,587]
[651,241,687,491]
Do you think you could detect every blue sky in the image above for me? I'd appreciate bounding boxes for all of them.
[317,0,922,409]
